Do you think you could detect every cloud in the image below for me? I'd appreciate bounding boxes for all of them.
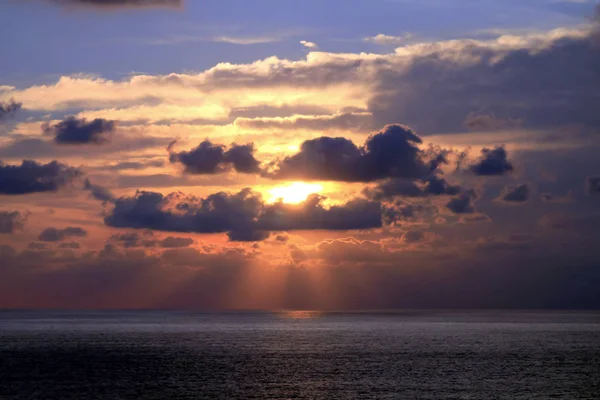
[40,0,183,10]
[38,226,88,242]
[0,211,27,234]
[470,147,514,176]
[0,100,21,121]
[446,190,477,214]
[366,176,461,200]
[269,124,446,182]
[464,113,522,131]
[84,178,115,203]
[104,188,382,241]
[586,176,600,194]
[169,140,261,174]
[159,236,194,248]
[300,40,318,49]
[364,33,413,45]
[540,191,573,203]
[368,26,600,133]
[110,231,194,248]
[1,23,599,135]
[235,112,373,132]
[106,160,164,171]
[0,160,82,195]
[58,242,81,249]
[43,116,116,145]
[498,184,530,203]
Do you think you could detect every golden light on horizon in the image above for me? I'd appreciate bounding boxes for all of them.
[267,182,324,204]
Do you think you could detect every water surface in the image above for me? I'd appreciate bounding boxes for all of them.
[1,310,599,399]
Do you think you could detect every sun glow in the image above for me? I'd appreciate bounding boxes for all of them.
[267,182,324,204]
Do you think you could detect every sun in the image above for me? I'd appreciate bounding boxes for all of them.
[267,182,324,204]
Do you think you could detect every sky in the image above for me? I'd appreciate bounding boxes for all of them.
[0,0,599,310]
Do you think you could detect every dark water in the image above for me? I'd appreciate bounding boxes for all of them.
[1,311,599,399]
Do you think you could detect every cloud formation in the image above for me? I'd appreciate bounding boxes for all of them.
[446,190,477,214]
[104,188,382,241]
[0,160,82,195]
[0,100,21,121]
[110,231,194,248]
[43,117,116,145]
[0,211,27,234]
[38,226,88,242]
[169,140,261,174]
[269,124,446,182]
[367,176,461,200]
[498,184,530,203]
[470,147,514,176]
[84,179,115,203]
[586,176,600,195]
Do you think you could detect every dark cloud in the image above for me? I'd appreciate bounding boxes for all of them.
[402,230,425,243]
[43,116,116,145]
[169,140,261,174]
[0,160,82,195]
[540,191,573,203]
[42,0,182,9]
[446,190,477,214]
[498,184,530,203]
[366,176,461,199]
[110,231,194,248]
[159,236,194,248]
[0,135,167,159]
[58,242,81,249]
[27,242,48,250]
[470,147,514,176]
[270,124,446,182]
[104,188,382,241]
[0,211,27,234]
[0,100,21,121]
[84,179,115,203]
[586,176,600,195]
[110,231,154,248]
[38,226,88,242]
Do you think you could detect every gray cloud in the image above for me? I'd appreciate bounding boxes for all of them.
[446,190,477,214]
[0,100,21,121]
[104,188,382,241]
[498,184,530,203]
[43,117,116,145]
[269,124,446,182]
[369,25,600,133]
[58,242,81,249]
[38,226,88,242]
[366,176,461,200]
[169,140,261,174]
[84,179,115,203]
[110,231,194,248]
[0,211,27,234]
[0,160,82,195]
[470,147,514,176]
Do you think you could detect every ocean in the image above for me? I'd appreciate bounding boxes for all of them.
[1,310,599,399]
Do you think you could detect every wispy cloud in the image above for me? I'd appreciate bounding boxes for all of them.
[213,35,279,45]
[364,33,413,45]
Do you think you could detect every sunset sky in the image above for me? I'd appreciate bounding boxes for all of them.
[0,0,599,309]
